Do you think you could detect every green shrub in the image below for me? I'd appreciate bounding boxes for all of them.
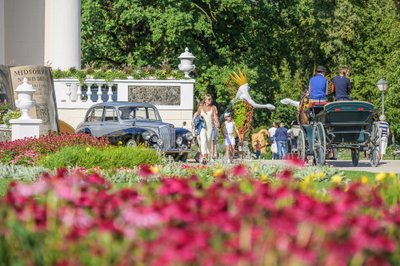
[0,103,12,124]
[38,146,162,169]
[1,110,21,126]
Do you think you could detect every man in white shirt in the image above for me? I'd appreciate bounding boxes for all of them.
[379,115,390,160]
[268,122,277,160]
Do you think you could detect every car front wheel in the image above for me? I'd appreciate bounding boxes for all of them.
[126,138,137,147]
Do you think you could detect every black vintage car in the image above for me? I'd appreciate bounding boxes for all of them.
[76,102,193,161]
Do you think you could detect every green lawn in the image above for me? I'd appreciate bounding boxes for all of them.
[0,179,13,196]
[342,170,376,180]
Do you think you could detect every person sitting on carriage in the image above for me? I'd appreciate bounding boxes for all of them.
[331,66,351,101]
[308,66,328,104]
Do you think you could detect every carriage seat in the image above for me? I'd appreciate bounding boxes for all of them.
[307,101,329,118]
[308,101,328,108]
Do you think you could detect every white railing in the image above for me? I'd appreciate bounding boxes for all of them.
[55,79,118,108]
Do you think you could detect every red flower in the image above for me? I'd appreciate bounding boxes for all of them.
[277,169,292,180]
[158,178,193,196]
[138,164,154,177]
[284,155,306,168]
[232,164,249,177]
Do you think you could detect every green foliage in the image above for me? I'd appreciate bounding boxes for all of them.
[0,103,12,124]
[0,103,20,126]
[2,110,21,126]
[271,60,303,126]
[0,164,47,181]
[232,101,247,130]
[37,146,162,169]
[51,67,183,82]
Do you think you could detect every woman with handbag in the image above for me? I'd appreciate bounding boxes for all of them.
[195,95,219,164]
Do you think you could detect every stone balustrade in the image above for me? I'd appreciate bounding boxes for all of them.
[54,78,195,129]
[0,126,11,142]
[55,79,117,108]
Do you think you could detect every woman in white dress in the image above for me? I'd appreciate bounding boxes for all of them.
[195,95,219,164]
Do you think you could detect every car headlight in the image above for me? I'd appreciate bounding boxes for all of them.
[142,131,151,140]
[157,139,163,146]
[185,132,193,141]
[151,135,158,142]
[176,136,183,145]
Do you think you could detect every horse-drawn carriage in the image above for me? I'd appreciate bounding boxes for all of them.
[296,97,380,167]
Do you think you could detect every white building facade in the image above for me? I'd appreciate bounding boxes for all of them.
[0,0,80,69]
[0,0,194,130]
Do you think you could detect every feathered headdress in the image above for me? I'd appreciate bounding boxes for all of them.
[230,68,248,86]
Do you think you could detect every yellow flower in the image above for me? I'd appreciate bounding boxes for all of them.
[331,175,342,184]
[260,174,268,183]
[117,140,123,146]
[213,168,224,177]
[150,166,159,174]
[375,172,386,182]
[389,172,397,179]
[316,171,325,180]
[86,147,90,153]
[304,175,312,183]
[361,176,369,184]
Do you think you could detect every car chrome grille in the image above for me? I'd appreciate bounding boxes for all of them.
[160,125,175,148]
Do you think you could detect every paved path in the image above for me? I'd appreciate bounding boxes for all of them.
[325,160,400,173]
[190,158,400,173]
[254,159,400,173]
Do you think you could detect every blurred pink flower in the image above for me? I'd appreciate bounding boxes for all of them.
[122,207,161,227]
[284,155,306,168]
[138,164,154,177]
[232,164,249,177]
[13,181,47,198]
[158,178,193,196]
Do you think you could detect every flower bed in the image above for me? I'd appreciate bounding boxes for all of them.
[0,133,109,165]
[1,166,400,265]
[0,161,345,186]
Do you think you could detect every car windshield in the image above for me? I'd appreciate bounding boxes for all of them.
[118,106,160,121]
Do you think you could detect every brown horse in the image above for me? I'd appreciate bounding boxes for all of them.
[298,93,310,125]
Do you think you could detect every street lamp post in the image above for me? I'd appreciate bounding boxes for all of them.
[376,78,388,115]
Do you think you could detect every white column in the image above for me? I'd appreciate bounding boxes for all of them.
[0,0,5,64]
[45,0,81,69]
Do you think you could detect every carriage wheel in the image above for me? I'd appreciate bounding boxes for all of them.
[351,148,359,167]
[313,122,326,166]
[297,128,306,161]
[369,146,380,167]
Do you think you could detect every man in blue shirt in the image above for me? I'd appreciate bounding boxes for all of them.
[332,67,351,101]
[309,66,328,102]
[274,122,288,159]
